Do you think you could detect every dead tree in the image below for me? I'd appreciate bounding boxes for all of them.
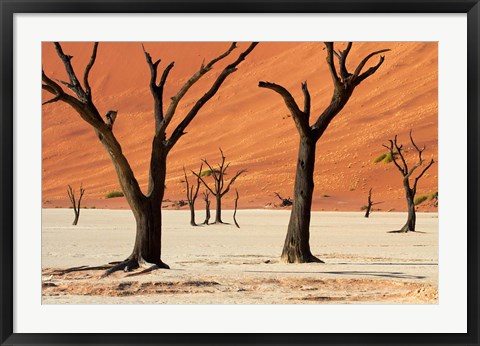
[364,188,383,218]
[383,130,435,233]
[193,149,246,224]
[233,189,240,228]
[259,42,389,263]
[202,191,211,225]
[183,165,203,226]
[67,184,85,225]
[274,192,293,207]
[42,42,257,276]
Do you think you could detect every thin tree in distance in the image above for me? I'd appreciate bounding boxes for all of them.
[42,42,258,276]
[67,184,85,226]
[363,188,383,218]
[202,191,211,225]
[183,164,203,226]
[233,188,240,228]
[193,148,247,224]
[259,42,390,263]
[383,130,435,233]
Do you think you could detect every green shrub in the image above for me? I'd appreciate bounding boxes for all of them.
[373,153,387,163]
[384,151,397,163]
[201,169,220,177]
[104,190,124,199]
[414,195,428,206]
[374,152,398,164]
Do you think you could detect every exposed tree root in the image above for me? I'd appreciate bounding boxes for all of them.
[280,252,325,264]
[213,221,230,225]
[125,262,169,278]
[101,257,170,278]
[307,255,325,263]
[44,264,114,276]
[101,257,140,278]
[45,257,170,280]
[388,229,425,234]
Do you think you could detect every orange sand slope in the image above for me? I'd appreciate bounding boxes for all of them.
[42,42,438,211]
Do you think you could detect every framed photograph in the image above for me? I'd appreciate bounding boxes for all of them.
[1,0,479,345]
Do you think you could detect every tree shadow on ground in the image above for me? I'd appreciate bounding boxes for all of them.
[245,269,427,280]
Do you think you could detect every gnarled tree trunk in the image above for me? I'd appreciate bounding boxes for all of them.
[400,185,416,232]
[215,195,222,223]
[281,137,322,263]
[203,191,211,225]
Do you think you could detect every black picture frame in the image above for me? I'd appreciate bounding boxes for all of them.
[1,0,478,345]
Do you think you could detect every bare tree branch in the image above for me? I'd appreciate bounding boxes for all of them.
[324,42,341,90]
[413,158,435,192]
[258,81,310,136]
[167,42,258,148]
[192,169,216,196]
[301,81,311,117]
[393,136,409,174]
[53,42,86,100]
[221,169,247,197]
[338,42,352,81]
[42,94,62,105]
[83,42,99,99]
[382,140,405,175]
[160,42,238,135]
[352,48,390,79]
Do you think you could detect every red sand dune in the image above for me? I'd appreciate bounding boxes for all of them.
[42,42,438,212]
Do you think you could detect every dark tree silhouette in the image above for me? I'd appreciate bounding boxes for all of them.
[42,42,257,275]
[383,130,435,233]
[233,189,240,228]
[259,42,389,263]
[364,188,383,218]
[202,191,211,225]
[274,192,293,207]
[193,149,246,224]
[67,184,85,226]
[183,165,203,226]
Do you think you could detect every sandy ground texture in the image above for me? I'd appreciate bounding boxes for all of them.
[42,42,438,212]
[42,209,438,304]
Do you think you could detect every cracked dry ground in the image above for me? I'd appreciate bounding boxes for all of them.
[42,258,437,304]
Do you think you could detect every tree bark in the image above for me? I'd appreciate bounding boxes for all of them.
[189,205,197,226]
[203,192,211,225]
[215,194,223,224]
[281,137,323,263]
[365,188,373,218]
[129,198,168,267]
[400,184,416,232]
[233,189,240,228]
[73,210,80,226]
[118,146,168,268]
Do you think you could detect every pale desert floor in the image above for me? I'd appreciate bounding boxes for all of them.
[42,209,438,304]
